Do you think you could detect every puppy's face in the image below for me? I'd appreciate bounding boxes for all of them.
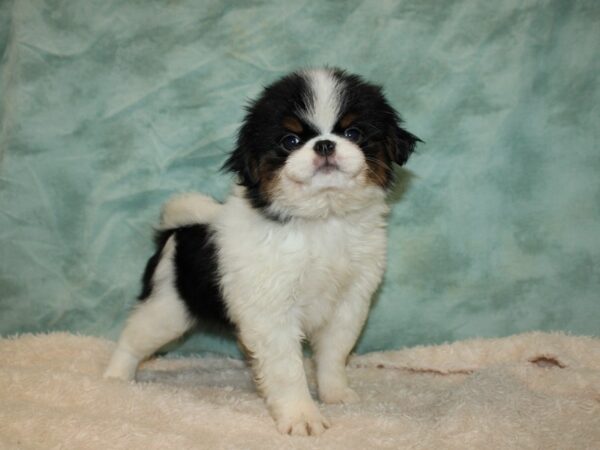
[224,68,420,220]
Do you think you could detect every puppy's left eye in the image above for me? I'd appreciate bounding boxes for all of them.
[280,134,302,151]
[344,127,362,143]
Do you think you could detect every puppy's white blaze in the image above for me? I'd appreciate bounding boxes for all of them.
[302,69,343,133]
[160,193,222,229]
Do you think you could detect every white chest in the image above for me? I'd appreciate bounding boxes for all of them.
[215,196,388,332]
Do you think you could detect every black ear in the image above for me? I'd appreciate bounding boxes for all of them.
[222,116,263,186]
[392,125,422,166]
[221,143,259,186]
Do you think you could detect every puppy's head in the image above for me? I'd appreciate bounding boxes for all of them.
[223,68,421,220]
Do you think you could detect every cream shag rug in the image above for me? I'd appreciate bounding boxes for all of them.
[1,332,599,449]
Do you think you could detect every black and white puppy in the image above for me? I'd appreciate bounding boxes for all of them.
[104,68,420,436]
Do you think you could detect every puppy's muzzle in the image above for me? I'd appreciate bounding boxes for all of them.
[314,140,336,157]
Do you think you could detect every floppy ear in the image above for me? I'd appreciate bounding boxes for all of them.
[222,119,261,186]
[221,143,260,187]
[391,124,422,166]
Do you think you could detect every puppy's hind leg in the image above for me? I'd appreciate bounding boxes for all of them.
[104,237,194,380]
[103,291,193,380]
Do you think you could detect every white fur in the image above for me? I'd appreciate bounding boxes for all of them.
[104,237,195,380]
[301,69,343,133]
[215,187,389,434]
[160,192,222,229]
[267,131,374,220]
[283,133,365,185]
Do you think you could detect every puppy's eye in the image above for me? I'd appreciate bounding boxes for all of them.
[280,134,302,151]
[344,127,362,143]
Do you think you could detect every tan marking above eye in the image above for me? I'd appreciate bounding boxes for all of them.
[339,112,358,129]
[282,116,303,134]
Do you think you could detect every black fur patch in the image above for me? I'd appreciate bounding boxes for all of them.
[330,69,422,187]
[222,72,317,221]
[138,230,172,300]
[138,225,231,327]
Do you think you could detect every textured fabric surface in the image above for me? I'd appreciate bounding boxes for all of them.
[1,332,599,449]
[0,1,599,355]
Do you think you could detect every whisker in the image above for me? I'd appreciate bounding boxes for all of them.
[362,155,392,187]
[364,156,392,172]
[361,141,382,150]
[364,165,388,186]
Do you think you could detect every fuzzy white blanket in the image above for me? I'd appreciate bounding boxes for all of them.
[1,332,599,449]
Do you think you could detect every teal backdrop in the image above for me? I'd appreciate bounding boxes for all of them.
[1,0,598,356]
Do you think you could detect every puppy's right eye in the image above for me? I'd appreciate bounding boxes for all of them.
[280,134,301,151]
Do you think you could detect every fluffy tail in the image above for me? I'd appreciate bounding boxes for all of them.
[159,193,222,229]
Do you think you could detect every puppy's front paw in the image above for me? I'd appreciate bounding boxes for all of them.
[275,402,330,436]
[319,386,360,404]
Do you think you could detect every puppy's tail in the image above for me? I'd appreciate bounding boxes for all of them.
[159,192,222,229]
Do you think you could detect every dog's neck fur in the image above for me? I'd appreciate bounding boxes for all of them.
[236,184,390,224]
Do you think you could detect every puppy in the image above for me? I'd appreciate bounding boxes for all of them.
[104,68,420,436]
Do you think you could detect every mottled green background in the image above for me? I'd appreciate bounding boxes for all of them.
[1,0,598,356]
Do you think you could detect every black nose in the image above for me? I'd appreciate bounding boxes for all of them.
[314,140,336,157]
